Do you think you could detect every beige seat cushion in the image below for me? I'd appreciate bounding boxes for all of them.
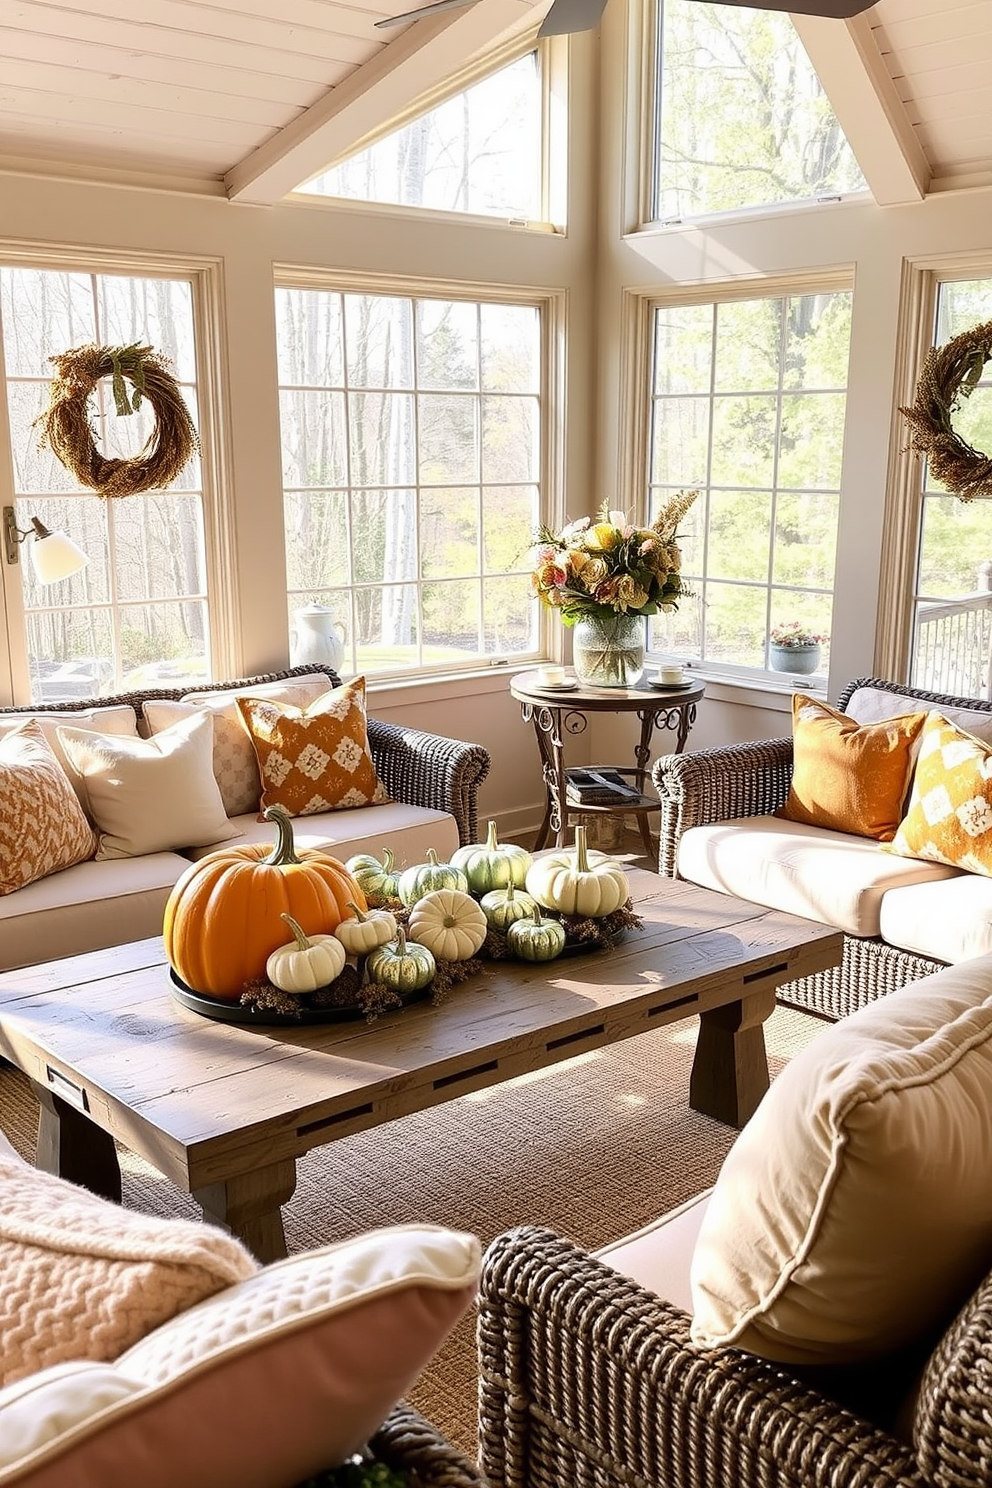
[0,1224,480,1488]
[594,1191,711,1315]
[184,799,460,867]
[690,953,992,1365]
[0,853,189,973]
[677,815,960,937]
[879,874,992,965]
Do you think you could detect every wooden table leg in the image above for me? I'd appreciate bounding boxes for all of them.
[194,1159,298,1263]
[689,986,777,1128]
[32,1078,122,1203]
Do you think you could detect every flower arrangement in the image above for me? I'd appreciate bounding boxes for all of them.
[768,621,828,649]
[531,491,698,625]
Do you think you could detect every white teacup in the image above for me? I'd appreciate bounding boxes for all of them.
[657,664,685,685]
[537,664,567,687]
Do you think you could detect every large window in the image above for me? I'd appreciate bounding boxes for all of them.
[0,266,208,703]
[652,0,866,223]
[297,52,545,223]
[909,276,992,701]
[275,282,546,678]
[646,287,854,680]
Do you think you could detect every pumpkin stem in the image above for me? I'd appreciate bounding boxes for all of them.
[263,805,301,866]
[573,823,590,873]
[280,913,312,951]
[381,848,394,873]
[426,848,440,866]
[532,904,544,925]
[485,820,499,850]
[394,924,408,952]
[346,901,368,922]
[505,881,516,901]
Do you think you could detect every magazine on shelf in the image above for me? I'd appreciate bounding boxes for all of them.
[565,768,642,805]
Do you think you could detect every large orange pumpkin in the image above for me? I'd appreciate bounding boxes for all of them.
[163,804,366,1000]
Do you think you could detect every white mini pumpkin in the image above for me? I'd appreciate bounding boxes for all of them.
[525,824,630,918]
[407,888,488,961]
[265,913,347,993]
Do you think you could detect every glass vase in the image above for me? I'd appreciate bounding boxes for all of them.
[572,612,645,689]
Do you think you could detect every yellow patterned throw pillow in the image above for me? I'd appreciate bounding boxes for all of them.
[776,694,927,842]
[0,721,97,895]
[237,678,389,818]
[887,711,992,875]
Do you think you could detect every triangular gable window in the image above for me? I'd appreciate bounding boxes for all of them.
[654,0,868,222]
[297,52,542,222]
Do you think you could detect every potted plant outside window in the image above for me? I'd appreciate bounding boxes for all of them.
[768,622,828,675]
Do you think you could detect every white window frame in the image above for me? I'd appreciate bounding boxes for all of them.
[288,34,569,234]
[877,251,992,685]
[0,242,234,706]
[620,269,855,683]
[272,264,567,682]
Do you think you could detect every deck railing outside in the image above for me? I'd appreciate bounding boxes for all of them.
[913,562,992,701]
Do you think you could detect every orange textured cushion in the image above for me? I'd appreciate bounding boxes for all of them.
[0,722,97,894]
[887,711,992,875]
[237,678,389,818]
[776,694,927,842]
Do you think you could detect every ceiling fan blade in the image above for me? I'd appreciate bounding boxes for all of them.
[375,0,479,29]
[537,0,608,36]
[704,0,875,13]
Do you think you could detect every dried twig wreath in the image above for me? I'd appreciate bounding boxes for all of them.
[34,342,198,499]
[900,318,992,502]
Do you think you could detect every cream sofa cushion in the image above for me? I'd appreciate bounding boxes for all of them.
[879,873,992,965]
[0,1225,480,1488]
[0,707,138,807]
[185,798,460,866]
[57,713,239,860]
[676,814,959,937]
[595,1191,711,1316]
[142,676,333,818]
[690,954,992,1364]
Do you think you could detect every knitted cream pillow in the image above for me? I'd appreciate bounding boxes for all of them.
[237,677,389,818]
[0,722,97,895]
[690,954,992,1365]
[0,1134,255,1386]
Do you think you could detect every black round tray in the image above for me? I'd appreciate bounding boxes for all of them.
[169,970,429,1026]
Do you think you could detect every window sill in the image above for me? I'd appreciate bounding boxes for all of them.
[364,664,534,709]
[681,670,827,713]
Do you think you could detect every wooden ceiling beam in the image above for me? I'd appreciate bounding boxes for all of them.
[792,11,931,206]
[224,0,543,205]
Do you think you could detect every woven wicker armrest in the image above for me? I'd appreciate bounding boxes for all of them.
[366,719,491,847]
[652,737,795,877]
[478,1227,924,1488]
[369,1399,487,1486]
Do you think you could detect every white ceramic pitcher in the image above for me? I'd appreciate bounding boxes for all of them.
[290,604,346,671]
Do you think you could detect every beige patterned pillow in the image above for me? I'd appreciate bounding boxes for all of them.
[142,679,332,818]
[0,722,97,895]
[237,677,389,818]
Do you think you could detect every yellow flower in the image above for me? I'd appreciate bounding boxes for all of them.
[584,523,621,552]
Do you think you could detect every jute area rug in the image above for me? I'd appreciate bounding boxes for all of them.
[0,1004,826,1460]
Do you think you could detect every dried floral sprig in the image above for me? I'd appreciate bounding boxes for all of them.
[241,979,304,1017]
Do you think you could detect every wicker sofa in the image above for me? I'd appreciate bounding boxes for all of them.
[0,664,490,973]
[651,676,992,1020]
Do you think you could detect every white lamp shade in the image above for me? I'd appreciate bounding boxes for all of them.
[31,529,89,584]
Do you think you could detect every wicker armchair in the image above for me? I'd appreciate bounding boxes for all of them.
[477,1224,992,1488]
[350,1400,486,1486]
[0,662,491,846]
[651,676,992,1020]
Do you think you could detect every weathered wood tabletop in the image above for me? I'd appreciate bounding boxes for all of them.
[0,871,842,1260]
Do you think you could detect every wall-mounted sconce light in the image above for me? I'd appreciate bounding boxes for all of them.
[3,506,89,585]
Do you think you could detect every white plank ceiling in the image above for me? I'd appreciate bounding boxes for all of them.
[0,0,988,207]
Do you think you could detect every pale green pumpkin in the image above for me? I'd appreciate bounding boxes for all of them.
[344,848,400,902]
[451,820,532,893]
[397,849,469,907]
[506,904,567,962]
[366,926,436,991]
[480,880,539,933]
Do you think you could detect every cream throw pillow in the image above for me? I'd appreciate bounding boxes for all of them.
[142,678,332,818]
[57,712,238,860]
[0,707,138,808]
[690,954,992,1364]
[0,722,97,894]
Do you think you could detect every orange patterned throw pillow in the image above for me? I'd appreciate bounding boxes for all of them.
[776,694,927,842]
[887,711,992,875]
[237,678,389,818]
[0,721,97,894]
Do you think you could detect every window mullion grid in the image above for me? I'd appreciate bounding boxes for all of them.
[765,297,789,657]
[475,303,485,659]
[340,291,357,678]
[699,303,718,666]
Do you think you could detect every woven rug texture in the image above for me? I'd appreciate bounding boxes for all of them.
[0,1004,825,1458]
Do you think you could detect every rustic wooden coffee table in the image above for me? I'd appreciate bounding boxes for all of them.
[0,872,841,1261]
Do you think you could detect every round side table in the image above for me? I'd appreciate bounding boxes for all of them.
[510,670,705,855]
